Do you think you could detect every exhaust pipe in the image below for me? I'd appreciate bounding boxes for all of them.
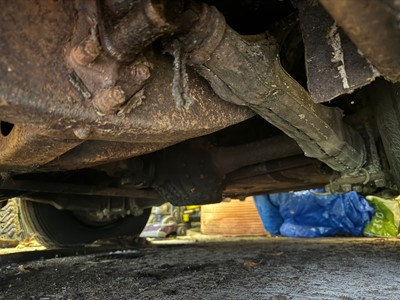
[172,4,366,173]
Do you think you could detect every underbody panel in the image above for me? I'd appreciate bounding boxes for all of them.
[0,0,399,213]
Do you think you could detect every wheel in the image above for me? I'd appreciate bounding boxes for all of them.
[372,80,400,189]
[19,199,150,248]
[0,198,25,246]
[176,225,187,236]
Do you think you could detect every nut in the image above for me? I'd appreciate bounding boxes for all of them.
[340,184,352,193]
[374,178,386,188]
[352,185,363,193]
[71,34,101,66]
[73,126,91,140]
[131,62,151,82]
[92,86,126,115]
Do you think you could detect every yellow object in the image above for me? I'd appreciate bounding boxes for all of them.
[182,214,190,223]
[186,205,200,210]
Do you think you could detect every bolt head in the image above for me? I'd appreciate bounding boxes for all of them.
[341,184,352,193]
[73,126,91,139]
[352,185,363,193]
[92,86,126,115]
[71,37,101,66]
[374,178,386,188]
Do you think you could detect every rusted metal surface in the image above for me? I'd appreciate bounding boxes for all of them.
[0,125,81,173]
[222,152,331,197]
[1,0,394,201]
[70,29,101,66]
[320,0,400,83]
[92,85,126,116]
[224,164,331,197]
[174,3,366,173]
[129,135,310,205]
[65,0,181,116]
[211,135,303,174]
[0,0,253,173]
[23,193,163,212]
[0,51,253,143]
[226,156,319,182]
[43,141,171,171]
[99,0,182,62]
[66,0,154,116]
[295,0,378,103]
[0,180,159,200]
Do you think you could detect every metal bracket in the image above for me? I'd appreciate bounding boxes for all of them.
[65,0,153,116]
[326,125,387,193]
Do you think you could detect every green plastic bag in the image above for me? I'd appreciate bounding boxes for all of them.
[363,195,400,237]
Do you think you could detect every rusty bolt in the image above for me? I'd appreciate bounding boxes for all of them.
[71,34,101,66]
[92,86,126,116]
[73,126,91,140]
[374,178,386,188]
[340,184,352,193]
[131,62,151,82]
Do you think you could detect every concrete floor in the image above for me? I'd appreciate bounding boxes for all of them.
[1,236,400,299]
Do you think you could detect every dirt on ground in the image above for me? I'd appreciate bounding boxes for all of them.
[1,237,400,299]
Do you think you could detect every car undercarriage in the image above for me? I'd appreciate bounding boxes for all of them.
[1,0,400,247]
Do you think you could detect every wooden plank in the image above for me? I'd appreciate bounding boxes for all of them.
[201,197,268,236]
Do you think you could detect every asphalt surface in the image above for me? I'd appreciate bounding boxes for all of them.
[1,237,400,299]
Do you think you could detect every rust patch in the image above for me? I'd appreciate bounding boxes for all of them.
[70,27,101,66]
[0,0,253,173]
[92,86,126,116]
[0,99,9,106]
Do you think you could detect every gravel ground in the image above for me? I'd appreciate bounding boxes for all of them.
[1,238,400,299]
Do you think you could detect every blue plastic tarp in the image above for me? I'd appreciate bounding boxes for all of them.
[254,189,374,237]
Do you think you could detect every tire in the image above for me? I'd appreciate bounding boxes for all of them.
[176,225,187,236]
[19,199,150,248]
[373,80,400,189]
[0,199,24,244]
